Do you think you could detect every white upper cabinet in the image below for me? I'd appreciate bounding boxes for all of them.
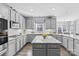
[45,16,56,30]
[45,19,51,29]
[25,17,34,29]
[0,4,10,20]
[74,19,79,34]
[15,13,20,22]
[11,9,16,21]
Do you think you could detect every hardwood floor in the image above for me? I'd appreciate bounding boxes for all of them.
[16,43,73,56]
[16,43,32,56]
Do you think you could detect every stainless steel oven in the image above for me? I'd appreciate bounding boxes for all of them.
[0,36,8,45]
[0,18,8,56]
[0,18,8,45]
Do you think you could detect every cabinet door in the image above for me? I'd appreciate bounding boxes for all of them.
[47,49,60,56]
[24,36,27,44]
[15,13,20,22]
[26,19,33,29]
[20,37,23,48]
[31,19,34,29]
[75,20,79,34]
[56,35,63,42]
[27,35,32,42]
[46,19,51,29]
[11,9,16,21]
[68,37,74,52]
[0,45,3,52]
[0,4,9,19]
[62,36,68,48]
[51,19,56,29]
[16,38,20,52]
[24,36,27,45]
[33,49,46,56]
[74,40,79,55]
[22,36,24,45]
[8,40,16,56]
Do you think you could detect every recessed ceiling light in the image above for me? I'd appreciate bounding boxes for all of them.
[51,8,56,10]
[30,9,34,12]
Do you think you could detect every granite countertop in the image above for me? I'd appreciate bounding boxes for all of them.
[32,36,61,44]
[57,34,79,40]
[0,36,8,38]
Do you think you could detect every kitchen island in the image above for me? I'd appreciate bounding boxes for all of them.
[32,36,61,56]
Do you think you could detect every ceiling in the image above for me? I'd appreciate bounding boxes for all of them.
[7,3,79,21]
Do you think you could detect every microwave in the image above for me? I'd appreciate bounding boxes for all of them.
[10,21,20,29]
[0,18,8,32]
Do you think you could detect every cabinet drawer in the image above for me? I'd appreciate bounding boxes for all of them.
[33,49,46,56]
[0,45,3,51]
[8,40,16,56]
[47,49,60,56]
[63,36,68,48]
[47,44,60,49]
[32,43,46,49]
[16,39,20,52]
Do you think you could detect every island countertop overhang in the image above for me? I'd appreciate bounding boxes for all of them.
[32,36,62,44]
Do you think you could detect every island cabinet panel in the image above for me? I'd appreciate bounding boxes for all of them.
[47,44,60,49]
[33,49,46,56]
[32,43,46,49]
[47,49,60,56]
[32,36,61,56]
[32,43,61,56]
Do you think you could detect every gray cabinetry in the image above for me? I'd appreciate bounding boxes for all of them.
[32,36,61,56]
[32,43,61,56]
[27,34,35,42]
[55,35,63,42]
[47,49,60,56]
[32,43,46,56]
[33,49,46,56]
[47,44,60,56]
[47,44,60,49]
[33,44,46,49]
